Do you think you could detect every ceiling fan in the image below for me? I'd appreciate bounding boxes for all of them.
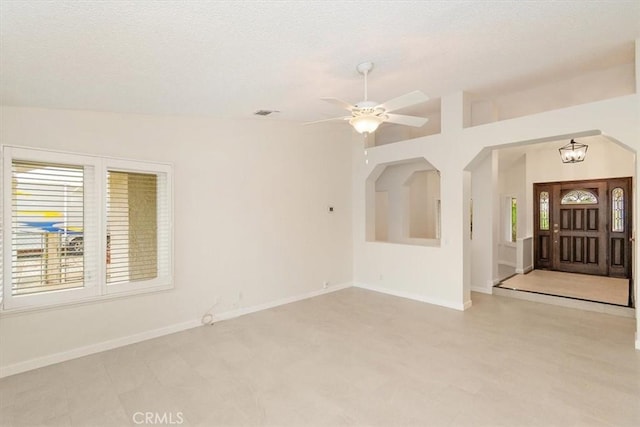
[308,62,429,134]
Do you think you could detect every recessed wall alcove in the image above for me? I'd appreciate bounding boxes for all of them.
[366,158,441,246]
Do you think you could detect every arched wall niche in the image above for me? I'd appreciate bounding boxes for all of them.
[365,157,441,246]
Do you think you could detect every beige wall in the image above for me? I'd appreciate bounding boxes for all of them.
[471,62,636,126]
[0,107,354,373]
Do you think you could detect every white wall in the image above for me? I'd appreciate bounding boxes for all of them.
[497,153,526,269]
[375,191,389,241]
[354,92,639,319]
[493,63,635,122]
[469,150,494,293]
[423,170,441,239]
[0,107,354,374]
[471,62,635,125]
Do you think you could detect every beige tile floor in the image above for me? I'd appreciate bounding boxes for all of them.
[1,288,639,426]
[498,270,630,306]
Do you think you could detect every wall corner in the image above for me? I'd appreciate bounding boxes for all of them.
[441,91,472,133]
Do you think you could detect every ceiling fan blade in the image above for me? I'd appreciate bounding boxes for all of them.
[385,113,429,127]
[304,116,351,126]
[321,97,355,111]
[378,90,429,113]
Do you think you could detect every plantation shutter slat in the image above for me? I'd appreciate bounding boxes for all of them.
[2,146,172,310]
[106,171,162,285]
[11,161,85,296]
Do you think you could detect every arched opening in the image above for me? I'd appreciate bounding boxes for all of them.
[366,158,441,246]
[466,133,636,309]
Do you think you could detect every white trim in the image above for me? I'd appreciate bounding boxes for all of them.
[498,259,517,268]
[471,285,493,295]
[214,282,353,322]
[1,145,174,311]
[0,319,200,378]
[0,283,174,316]
[0,282,353,378]
[354,282,466,311]
[515,265,534,274]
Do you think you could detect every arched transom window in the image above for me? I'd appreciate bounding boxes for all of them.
[561,189,598,205]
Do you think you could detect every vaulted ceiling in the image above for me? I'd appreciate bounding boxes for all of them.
[1,1,639,122]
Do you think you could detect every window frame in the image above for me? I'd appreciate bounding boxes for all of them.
[1,146,174,312]
[504,195,517,244]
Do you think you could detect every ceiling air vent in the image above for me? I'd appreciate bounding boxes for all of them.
[254,109,280,116]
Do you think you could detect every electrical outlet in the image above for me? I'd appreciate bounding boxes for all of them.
[323,281,329,289]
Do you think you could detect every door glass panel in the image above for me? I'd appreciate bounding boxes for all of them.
[539,191,549,230]
[561,189,597,205]
[612,187,624,232]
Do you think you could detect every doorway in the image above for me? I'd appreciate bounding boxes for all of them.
[534,177,632,278]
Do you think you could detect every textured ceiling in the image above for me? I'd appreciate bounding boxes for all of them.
[1,1,639,122]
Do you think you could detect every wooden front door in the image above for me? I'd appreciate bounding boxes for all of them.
[534,178,632,278]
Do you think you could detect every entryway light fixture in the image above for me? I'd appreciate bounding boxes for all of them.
[559,139,588,163]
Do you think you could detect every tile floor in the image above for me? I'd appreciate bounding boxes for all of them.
[1,288,639,426]
[498,270,630,306]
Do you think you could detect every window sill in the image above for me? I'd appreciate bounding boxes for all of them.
[0,283,174,317]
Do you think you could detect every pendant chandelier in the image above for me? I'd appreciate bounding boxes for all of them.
[559,139,588,163]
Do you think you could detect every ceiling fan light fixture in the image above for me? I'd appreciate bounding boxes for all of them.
[308,62,429,135]
[559,139,588,163]
[350,115,384,134]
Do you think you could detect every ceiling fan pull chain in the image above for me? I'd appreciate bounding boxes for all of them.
[363,68,368,101]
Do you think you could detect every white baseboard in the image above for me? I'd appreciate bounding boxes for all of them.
[354,282,466,311]
[0,282,353,378]
[471,286,493,295]
[463,300,473,310]
[498,260,516,268]
[0,319,201,379]
[213,282,352,322]
[515,265,533,274]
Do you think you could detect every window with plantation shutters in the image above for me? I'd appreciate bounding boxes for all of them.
[11,161,87,296]
[1,146,173,311]
[106,170,171,291]
[107,171,158,284]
